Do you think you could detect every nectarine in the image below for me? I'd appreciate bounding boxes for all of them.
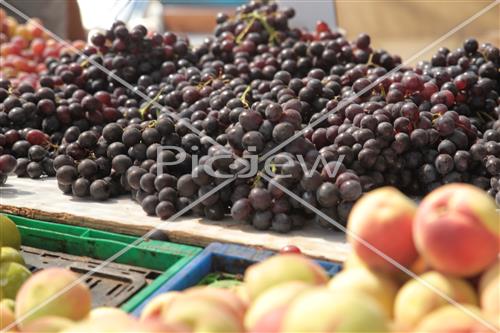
[244,254,328,300]
[347,187,418,272]
[414,184,499,277]
[15,268,91,329]
[394,271,478,328]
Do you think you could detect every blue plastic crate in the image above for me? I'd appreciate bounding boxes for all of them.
[131,242,342,317]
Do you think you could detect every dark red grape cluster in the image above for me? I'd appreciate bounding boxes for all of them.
[0,1,499,232]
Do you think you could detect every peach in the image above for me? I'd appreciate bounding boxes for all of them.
[160,290,245,332]
[63,316,188,333]
[234,285,250,306]
[0,302,16,331]
[61,313,141,332]
[347,187,418,272]
[414,184,499,277]
[0,299,15,312]
[414,305,496,333]
[327,267,399,317]
[281,287,390,332]
[88,307,130,320]
[15,268,91,329]
[183,287,247,320]
[479,263,499,326]
[244,281,312,332]
[140,292,180,321]
[20,316,73,332]
[394,271,478,329]
[244,254,328,300]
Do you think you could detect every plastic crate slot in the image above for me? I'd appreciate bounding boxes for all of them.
[107,283,123,296]
[89,279,101,289]
[145,271,161,280]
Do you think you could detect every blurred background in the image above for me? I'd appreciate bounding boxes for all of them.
[4,0,499,64]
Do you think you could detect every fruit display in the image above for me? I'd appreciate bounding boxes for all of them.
[0,1,498,233]
[0,182,498,332]
[0,215,31,304]
[0,8,85,88]
[128,184,496,333]
[1,265,168,332]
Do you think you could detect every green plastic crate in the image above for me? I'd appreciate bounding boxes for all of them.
[2,213,202,313]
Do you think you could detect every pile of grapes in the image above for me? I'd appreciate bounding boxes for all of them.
[1,2,499,233]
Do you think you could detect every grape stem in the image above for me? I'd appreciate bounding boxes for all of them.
[139,86,166,119]
[240,85,252,108]
[239,11,279,44]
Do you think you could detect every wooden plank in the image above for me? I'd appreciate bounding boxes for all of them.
[0,177,349,263]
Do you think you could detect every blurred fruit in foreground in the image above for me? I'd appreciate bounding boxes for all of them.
[328,267,399,317]
[15,267,91,328]
[479,262,500,327]
[20,316,74,332]
[0,215,21,250]
[414,184,499,277]
[394,271,478,329]
[244,281,311,332]
[414,305,495,333]
[244,253,329,300]
[0,261,31,300]
[0,300,16,330]
[281,288,390,332]
[347,187,418,272]
[0,247,25,265]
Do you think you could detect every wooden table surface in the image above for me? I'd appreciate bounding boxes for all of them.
[0,177,350,263]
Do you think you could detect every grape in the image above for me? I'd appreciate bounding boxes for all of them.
[122,128,142,147]
[177,175,198,197]
[156,201,176,220]
[272,122,295,143]
[53,155,74,170]
[140,173,156,194]
[204,203,225,220]
[231,199,253,222]
[77,131,98,149]
[316,182,340,208]
[438,140,457,155]
[0,155,17,174]
[126,167,147,190]
[27,145,47,162]
[239,111,263,131]
[470,143,487,161]
[434,154,454,175]
[14,158,29,177]
[77,159,98,178]
[26,162,43,179]
[0,2,497,230]
[56,165,78,185]
[198,185,220,206]
[252,210,273,230]
[485,156,500,176]
[102,123,123,143]
[418,164,438,184]
[300,171,322,191]
[72,178,90,197]
[272,213,292,233]
[248,188,272,210]
[158,187,177,202]
[90,179,111,201]
[112,155,132,174]
[339,180,362,201]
